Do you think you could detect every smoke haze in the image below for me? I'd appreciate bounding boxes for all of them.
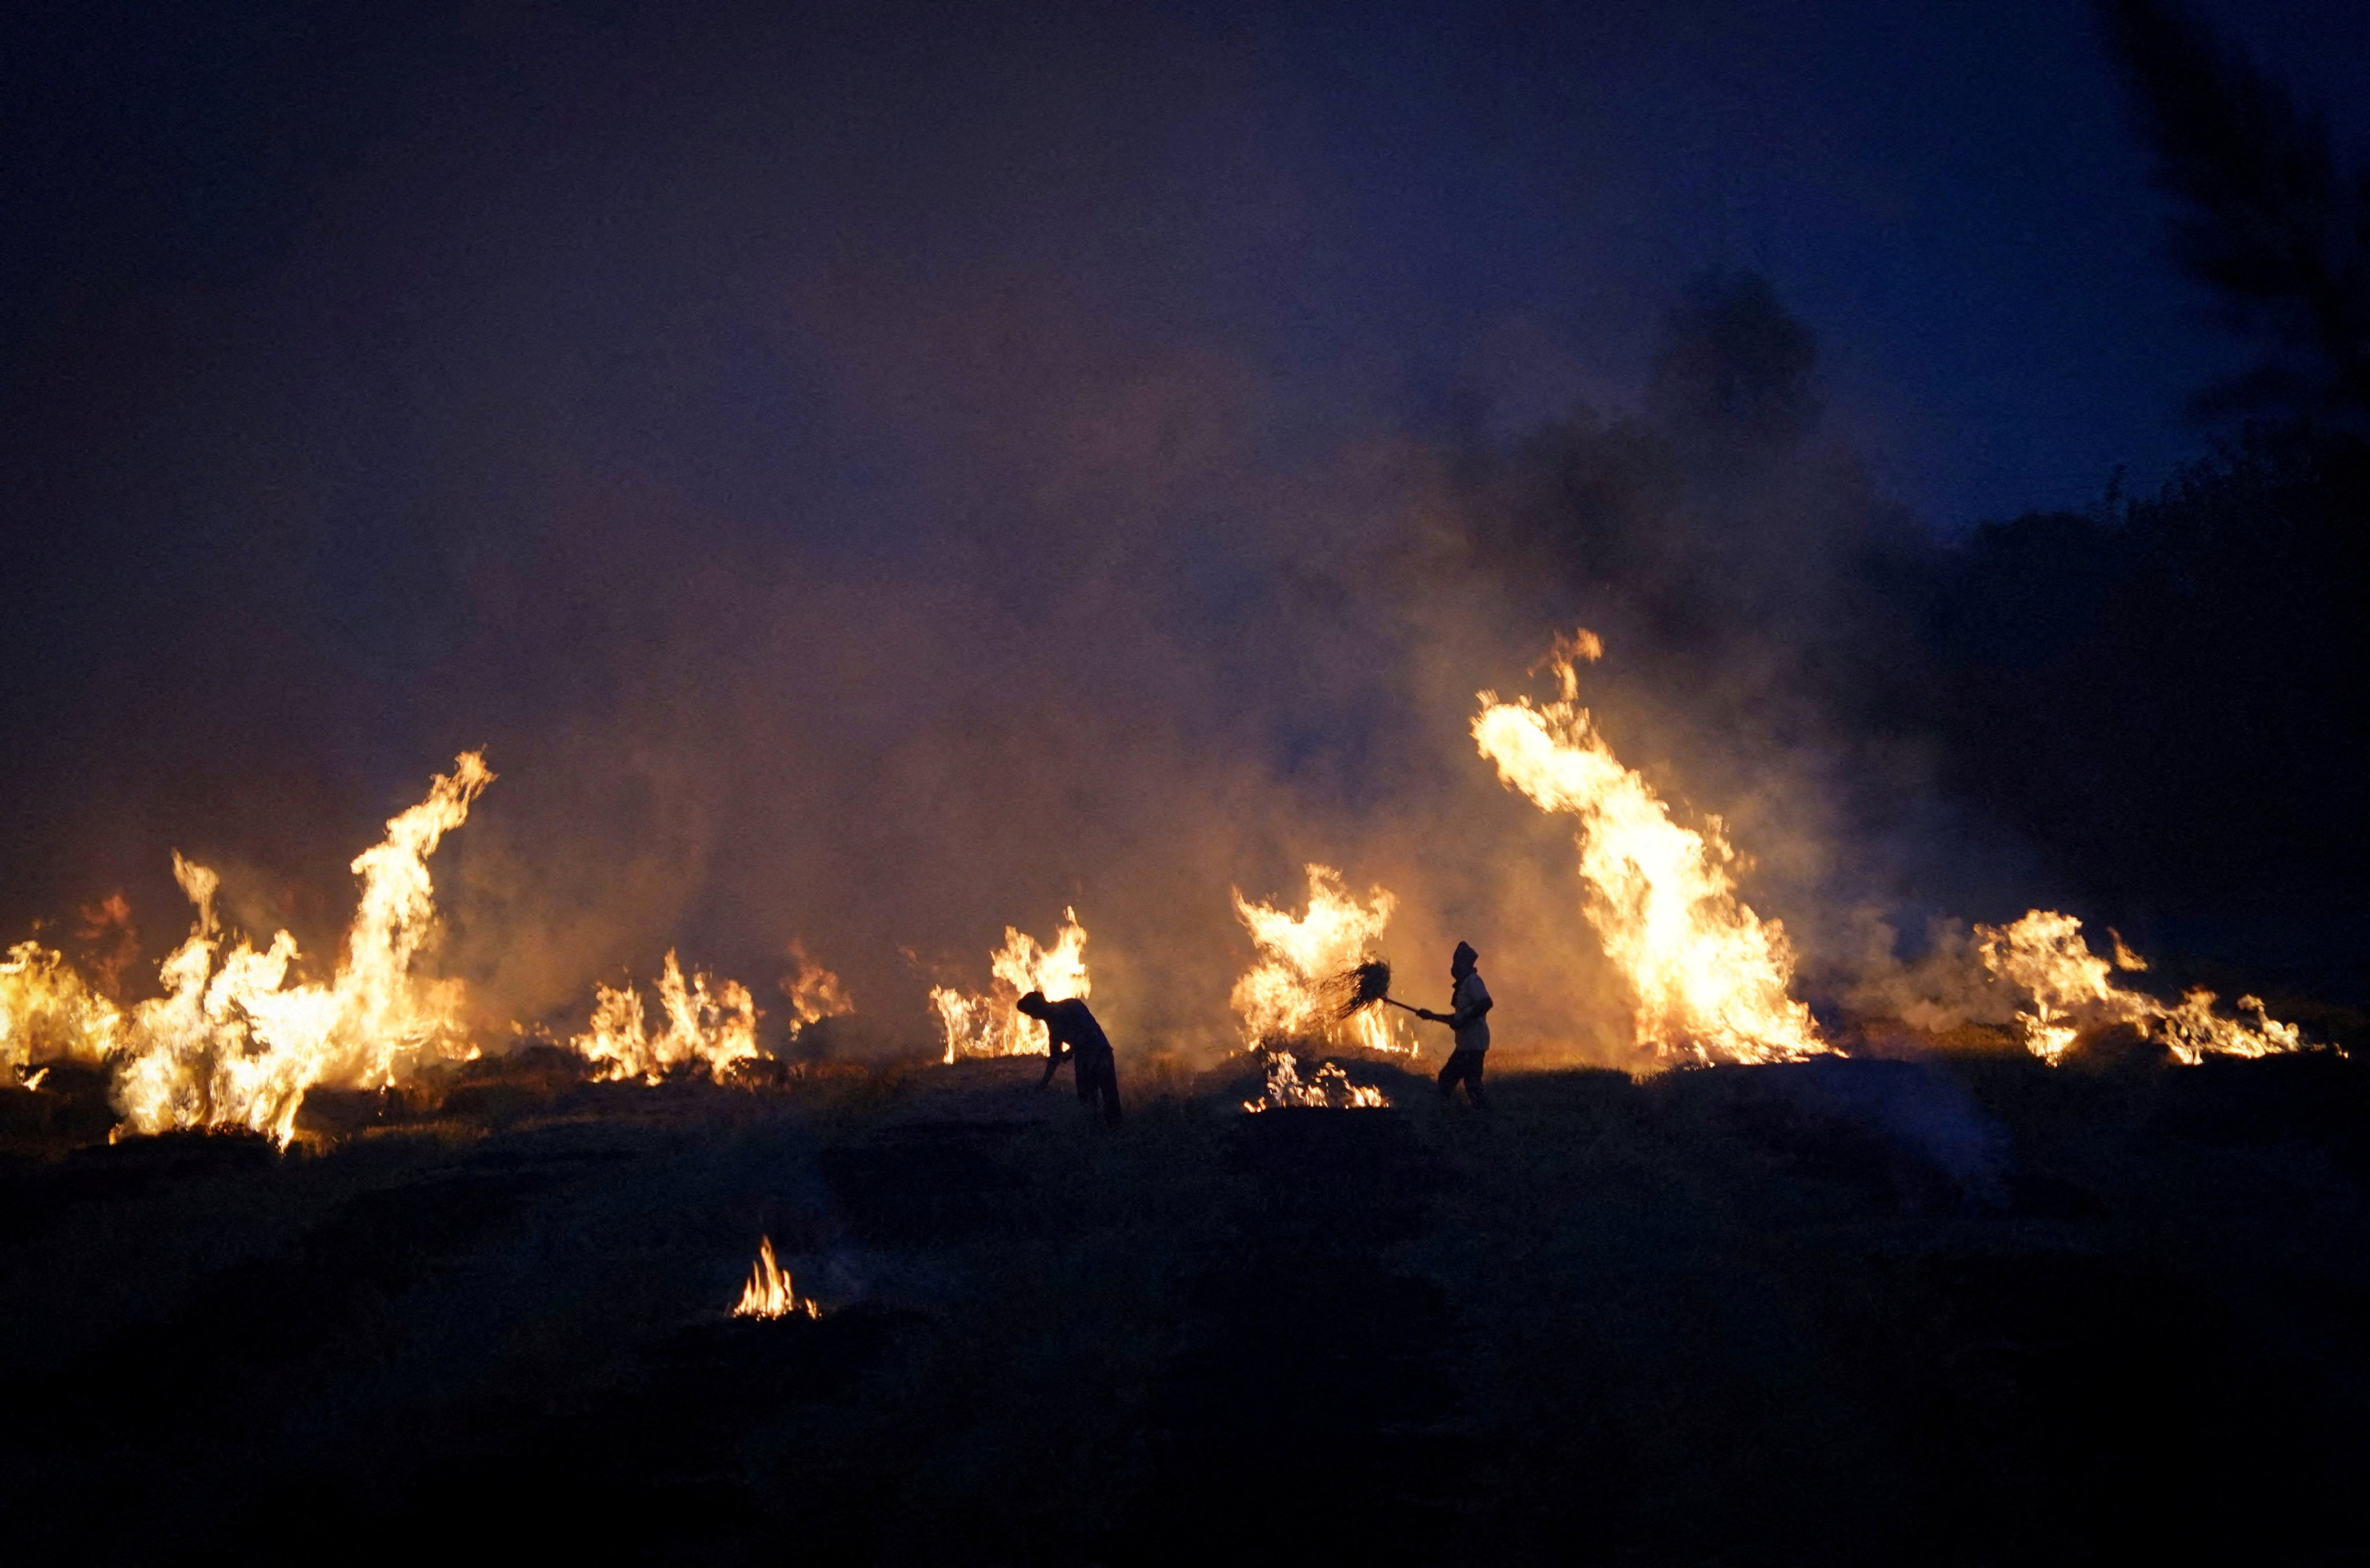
[6,1,2357,1066]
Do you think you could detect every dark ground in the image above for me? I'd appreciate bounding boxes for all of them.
[3,1043,2368,1566]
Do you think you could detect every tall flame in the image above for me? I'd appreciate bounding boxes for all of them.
[570,951,762,1083]
[732,1235,820,1320]
[1230,864,1411,1055]
[1472,632,1822,1065]
[1975,910,2303,1065]
[106,752,494,1144]
[929,908,1090,1064]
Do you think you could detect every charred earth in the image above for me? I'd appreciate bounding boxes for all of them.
[3,1045,2368,1564]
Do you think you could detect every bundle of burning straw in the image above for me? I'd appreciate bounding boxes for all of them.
[1327,959,1405,1021]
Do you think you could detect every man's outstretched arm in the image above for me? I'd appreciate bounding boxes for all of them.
[1039,1040,1071,1087]
[1420,995,1494,1028]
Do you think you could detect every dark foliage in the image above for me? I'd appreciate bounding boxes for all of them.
[2097,0,2370,426]
[1454,5,2370,996]
[1905,5,2370,981]
[1925,433,2370,958]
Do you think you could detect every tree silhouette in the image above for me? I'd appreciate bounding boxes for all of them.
[2097,0,2370,427]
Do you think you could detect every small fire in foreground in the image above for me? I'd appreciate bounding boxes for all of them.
[1474,632,1824,1065]
[1243,1050,1390,1113]
[1976,910,2303,1065]
[1231,865,1413,1057]
[732,1235,820,1320]
[930,908,1090,1065]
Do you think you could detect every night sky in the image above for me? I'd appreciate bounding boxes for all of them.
[12,12,2370,1552]
[10,2,2363,520]
[3,0,2364,1035]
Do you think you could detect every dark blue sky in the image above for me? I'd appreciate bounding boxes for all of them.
[2,0,2364,1026]
[6,0,2362,533]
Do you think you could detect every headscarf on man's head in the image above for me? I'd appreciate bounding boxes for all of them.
[1452,941,1479,972]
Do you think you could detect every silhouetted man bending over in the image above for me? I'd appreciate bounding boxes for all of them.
[1417,941,1493,1106]
[1019,990,1123,1125]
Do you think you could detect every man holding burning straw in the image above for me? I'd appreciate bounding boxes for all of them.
[1335,940,1496,1104]
[1419,941,1493,1105]
[1020,989,1123,1125]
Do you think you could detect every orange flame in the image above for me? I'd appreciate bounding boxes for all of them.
[731,1235,820,1319]
[1241,1050,1390,1112]
[1230,864,1411,1056]
[3,939,126,1080]
[571,951,762,1083]
[929,908,1089,1065]
[1975,910,2303,1065]
[106,752,494,1143]
[1472,632,1824,1065]
[780,940,853,1029]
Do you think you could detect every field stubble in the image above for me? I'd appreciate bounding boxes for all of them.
[2,1042,2367,1563]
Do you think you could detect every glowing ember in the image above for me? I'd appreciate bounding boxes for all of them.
[1975,910,2303,1065]
[1230,864,1412,1056]
[929,908,1090,1065]
[1241,1050,1390,1112]
[107,752,494,1144]
[571,951,763,1083]
[732,1235,820,1319]
[780,940,854,1029]
[1472,632,1824,1065]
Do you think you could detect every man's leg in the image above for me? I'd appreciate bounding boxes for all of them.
[1097,1057,1123,1125]
[1437,1052,1463,1098]
[1463,1050,1488,1107]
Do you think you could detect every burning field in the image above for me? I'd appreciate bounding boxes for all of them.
[2,630,2318,1142]
[10,1,2370,1548]
[2,629,2363,1562]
